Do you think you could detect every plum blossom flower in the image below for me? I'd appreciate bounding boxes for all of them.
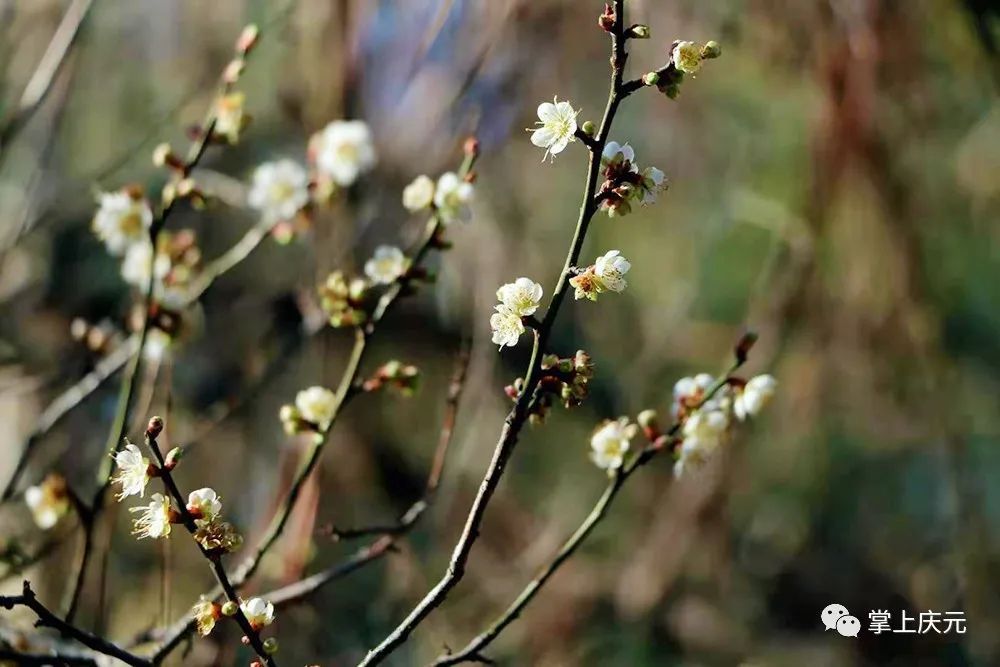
[433,172,474,223]
[402,175,435,212]
[187,488,222,521]
[496,278,543,317]
[570,250,631,300]
[490,307,525,349]
[674,409,729,477]
[120,241,171,289]
[529,97,579,161]
[24,474,69,530]
[92,190,153,256]
[672,41,703,74]
[130,493,174,539]
[364,245,409,285]
[112,442,151,501]
[601,141,637,170]
[734,374,777,420]
[310,120,376,187]
[192,597,220,637]
[240,597,275,629]
[194,519,243,553]
[247,159,310,222]
[594,250,631,292]
[638,166,666,204]
[214,92,249,144]
[295,386,337,430]
[590,417,637,472]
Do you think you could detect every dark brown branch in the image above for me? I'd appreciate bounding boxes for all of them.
[0,581,150,667]
[357,4,630,665]
[0,647,96,666]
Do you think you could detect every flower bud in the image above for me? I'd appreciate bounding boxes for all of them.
[221,600,238,616]
[734,330,759,365]
[642,71,660,86]
[152,143,182,170]
[146,416,164,440]
[236,24,260,55]
[637,409,659,437]
[701,40,722,59]
[263,638,279,654]
[598,3,615,32]
[164,447,183,471]
[463,136,480,159]
[581,120,596,137]
[627,24,650,39]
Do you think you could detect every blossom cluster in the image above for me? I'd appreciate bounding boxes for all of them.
[598,142,665,217]
[570,249,631,301]
[363,360,421,396]
[490,278,543,349]
[192,595,276,640]
[403,171,474,224]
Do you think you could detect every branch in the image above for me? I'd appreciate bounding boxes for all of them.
[0,0,94,157]
[432,357,747,665]
[0,581,150,667]
[141,425,278,667]
[357,4,630,664]
[0,648,96,666]
[150,150,479,663]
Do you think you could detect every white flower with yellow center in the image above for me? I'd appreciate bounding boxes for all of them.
[112,442,151,501]
[529,97,579,161]
[24,475,69,530]
[402,175,435,212]
[673,41,703,74]
[311,120,377,186]
[639,166,666,204]
[92,191,153,256]
[496,278,543,317]
[295,386,337,430]
[120,241,171,289]
[247,159,310,222]
[601,141,637,170]
[434,172,474,223]
[130,493,173,539]
[590,417,637,472]
[364,245,409,285]
[490,306,525,349]
[734,374,776,421]
[240,597,275,629]
[187,487,222,521]
[594,250,631,293]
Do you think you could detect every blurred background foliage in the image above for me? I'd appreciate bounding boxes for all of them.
[0,0,998,665]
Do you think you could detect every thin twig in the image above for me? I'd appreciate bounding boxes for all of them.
[432,360,746,666]
[0,581,150,667]
[357,4,630,665]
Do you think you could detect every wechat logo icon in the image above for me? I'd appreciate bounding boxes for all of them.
[822,603,860,637]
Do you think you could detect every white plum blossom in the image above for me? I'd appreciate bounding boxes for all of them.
[295,386,337,430]
[92,190,153,256]
[187,488,222,521]
[590,417,637,472]
[734,374,777,421]
[601,141,637,170]
[120,241,171,289]
[433,172,474,223]
[593,250,631,293]
[402,175,435,212]
[529,97,579,161]
[130,493,173,539]
[24,476,69,530]
[490,306,525,349]
[311,120,377,187]
[364,245,409,285]
[638,166,666,204]
[112,443,151,501]
[240,597,275,629]
[247,159,310,222]
[674,409,729,477]
[496,278,543,317]
[673,41,703,74]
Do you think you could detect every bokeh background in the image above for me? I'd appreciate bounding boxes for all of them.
[1,0,999,665]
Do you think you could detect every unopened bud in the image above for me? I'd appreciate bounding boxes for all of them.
[701,40,722,59]
[627,24,651,40]
[164,447,183,470]
[463,136,480,159]
[223,58,245,85]
[598,3,615,32]
[152,143,183,170]
[263,638,279,654]
[236,24,260,55]
[734,330,758,365]
[642,72,660,86]
[221,601,238,616]
[581,120,596,137]
[146,416,164,440]
[637,409,659,432]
